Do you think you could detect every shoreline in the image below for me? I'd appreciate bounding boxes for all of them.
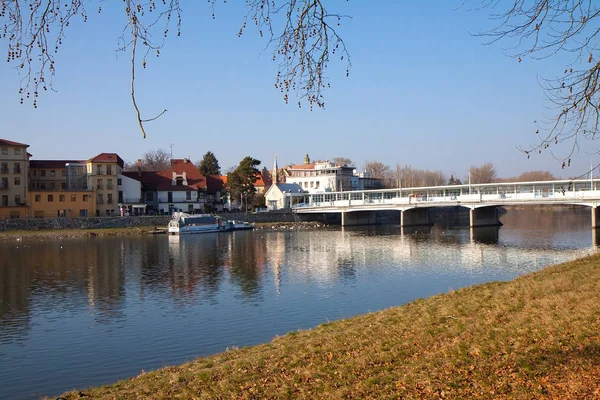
[0,221,330,241]
[54,253,600,399]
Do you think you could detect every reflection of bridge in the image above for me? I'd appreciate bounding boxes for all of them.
[293,179,600,227]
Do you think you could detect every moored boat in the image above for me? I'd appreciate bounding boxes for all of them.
[229,220,255,230]
[168,212,231,235]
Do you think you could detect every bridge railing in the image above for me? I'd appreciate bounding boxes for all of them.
[295,186,600,210]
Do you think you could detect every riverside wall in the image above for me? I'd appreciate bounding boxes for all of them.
[0,211,332,232]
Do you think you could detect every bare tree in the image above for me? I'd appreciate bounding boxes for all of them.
[363,160,391,180]
[124,148,171,171]
[1,1,351,137]
[469,163,496,184]
[476,1,600,164]
[331,157,354,167]
[390,164,446,188]
[500,170,556,182]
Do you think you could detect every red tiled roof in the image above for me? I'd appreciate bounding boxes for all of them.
[0,138,29,147]
[30,160,83,169]
[206,175,225,193]
[286,163,316,170]
[88,153,124,168]
[124,159,207,192]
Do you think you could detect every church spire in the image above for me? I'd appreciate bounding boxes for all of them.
[272,154,279,184]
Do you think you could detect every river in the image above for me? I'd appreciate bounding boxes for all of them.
[0,207,597,399]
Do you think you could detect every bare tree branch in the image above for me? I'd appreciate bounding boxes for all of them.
[473,0,600,163]
[1,0,351,137]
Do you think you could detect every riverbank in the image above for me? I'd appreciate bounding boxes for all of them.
[0,221,330,241]
[56,253,600,399]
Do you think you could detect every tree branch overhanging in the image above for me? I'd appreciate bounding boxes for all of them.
[473,0,600,163]
[1,0,352,138]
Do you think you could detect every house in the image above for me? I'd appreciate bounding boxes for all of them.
[283,154,355,193]
[28,189,96,218]
[265,183,306,210]
[125,158,208,215]
[86,153,124,216]
[0,139,30,219]
[117,173,145,216]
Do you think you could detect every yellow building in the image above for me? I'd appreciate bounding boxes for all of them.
[86,153,123,216]
[29,159,82,191]
[0,139,30,219]
[28,189,97,218]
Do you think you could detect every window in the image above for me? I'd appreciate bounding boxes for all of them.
[33,170,37,177]
[50,170,56,177]
[117,178,122,185]
[15,195,21,204]
[1,195,8,206]
[1,163,7,174]
[79,210,88,217]
[35,195,41,202]
[48,194,53,202]
[83,194,89,201]
[107,165,112,175]
[107,193,113,204]
[186,191,192,200]
[62,170,66,177]
[1,177,8,189]
[1,148,7,155]
[97,179,103,189]
[14,163,21,174]
[40,183,46,190]
[71,194,76,202]
[310,181,314,188]
[14,177,20,186]
[41,170,46,177]
[59,194,65,202]
[315,181,320,189]
[97,194,103,204]
[50,183,55,189]
[14,148,21,155]
[61,183,66,189]
[97,165,103,175]
[107,179,113,189]
[146,192,154,201]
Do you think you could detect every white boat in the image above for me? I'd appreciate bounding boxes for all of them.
[168,212,231,235]
[229,220,255,231]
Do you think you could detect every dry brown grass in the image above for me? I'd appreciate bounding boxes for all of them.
[58,254,600,399]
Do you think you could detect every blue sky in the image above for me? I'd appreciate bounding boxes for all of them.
[1,1,597,179]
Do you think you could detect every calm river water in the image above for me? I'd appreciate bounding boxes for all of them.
[0,208,597,399]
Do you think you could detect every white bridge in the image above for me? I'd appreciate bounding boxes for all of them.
[292,178,600,227]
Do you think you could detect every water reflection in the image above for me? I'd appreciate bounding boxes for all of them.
[0,208,597,399]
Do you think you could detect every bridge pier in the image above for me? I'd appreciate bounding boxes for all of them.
[469,206,502,227]
[341,211,377,226]
[593,206,599,228]
[400,208,430,227]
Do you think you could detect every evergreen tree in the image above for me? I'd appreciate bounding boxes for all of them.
[227,157,261,211]
[198,151,221,176]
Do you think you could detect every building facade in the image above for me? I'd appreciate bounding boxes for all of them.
[0,139,30,219]
[284,154,355,194]
[86,153,123,216]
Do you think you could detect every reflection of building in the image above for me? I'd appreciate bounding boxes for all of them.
[0,139,30,219]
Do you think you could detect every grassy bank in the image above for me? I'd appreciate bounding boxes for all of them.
[56,254,600,399]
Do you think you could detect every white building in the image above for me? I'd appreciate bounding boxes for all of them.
[283,154,356,194]
[265,183,306,210]
[117,173,146,216]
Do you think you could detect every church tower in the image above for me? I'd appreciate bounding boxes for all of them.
[304,153,311,164]
[272,154,279,184]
